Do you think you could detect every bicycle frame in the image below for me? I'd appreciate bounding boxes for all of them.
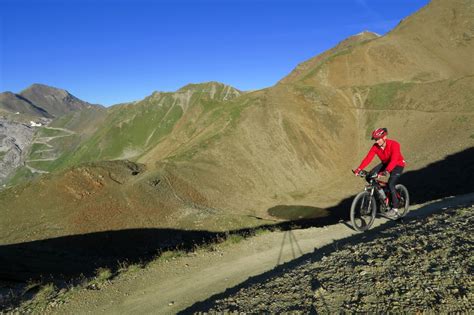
[361,172,390,213]
[351,169,410,231]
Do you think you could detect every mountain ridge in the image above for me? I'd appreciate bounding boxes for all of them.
[0,83,102,120]
[0,0,473,245]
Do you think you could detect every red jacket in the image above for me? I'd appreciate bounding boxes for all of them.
[357,139,406,172]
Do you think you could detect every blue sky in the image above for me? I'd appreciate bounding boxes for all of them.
[0,0,429,106]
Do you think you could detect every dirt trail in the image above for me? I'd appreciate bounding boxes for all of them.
[25,165,49,174]
[56,193,474,315]
[24,126,76,172]
[41,127,75,134]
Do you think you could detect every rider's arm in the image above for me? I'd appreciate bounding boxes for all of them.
[356,146,376,171]
[386,141,401,173]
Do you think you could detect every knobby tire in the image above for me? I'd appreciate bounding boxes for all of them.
[350,191,377,232]
[395,184,410,218]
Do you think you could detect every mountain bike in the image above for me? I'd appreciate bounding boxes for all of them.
[350,170,410,231]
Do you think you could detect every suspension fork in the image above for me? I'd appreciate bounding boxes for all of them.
[364,186,375,210]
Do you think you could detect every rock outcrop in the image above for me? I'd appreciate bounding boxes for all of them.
[0,118,35,186]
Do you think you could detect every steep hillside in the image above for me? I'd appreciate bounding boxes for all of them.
[11,81,243,177]
[7,106,108,186]
[282,0,474,87]
[141,0,474,214]
[0,84,98,119]
[0,84,105,185]
[72,81,243,162]
[0,160,263,245]
[0,92,50,119]
[0,0,473,244]
[19,84,98,117]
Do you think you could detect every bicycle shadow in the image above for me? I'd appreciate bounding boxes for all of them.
[181,211,414,314]
[276,229,304,266]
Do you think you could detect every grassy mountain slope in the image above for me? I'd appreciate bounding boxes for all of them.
[0,92,51,119]
[283,0,474,87]
[7,82,241,181]
[0,84,99,120]
[19,84,97,117]
[0,0,473,243]
[50,82,242,164]
[140,0,474,214]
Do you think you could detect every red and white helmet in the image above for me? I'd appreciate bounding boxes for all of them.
[371,128,388,140]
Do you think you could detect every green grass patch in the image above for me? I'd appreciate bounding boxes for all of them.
[365,81,413,109]
[50,112,74,128]
[7,166,36,187]
[452,116,468,123]
[470,134,474,139]
[224,234,245,245]
[0,151,6,160]
[169,97,251,162]
[252,228,270,236]
[87,267,113,289]
[29,151,46,161]
[157,250,187,261]
[27,160,53,170]
[25,283,57,312]
[30,143,51,153]
[95,267,113,282]
[70,96,184,161]
[37,127,67,138]
[118,261,143,274]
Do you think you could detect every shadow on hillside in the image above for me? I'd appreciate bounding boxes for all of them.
[184,192,474,313]
[1,147,472,309]
[292,147,474,222]
[401,147,474,204]
[0,214,350,284]
[182,212,413,314]
[0,229,223,283]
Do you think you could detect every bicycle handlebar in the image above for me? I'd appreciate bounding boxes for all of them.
[353,169,378,179]
[352,169,367,177]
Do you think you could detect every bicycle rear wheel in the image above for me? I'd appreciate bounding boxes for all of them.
[350,191,377,231]
[395,184,410,217]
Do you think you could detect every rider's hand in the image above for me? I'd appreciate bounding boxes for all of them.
[353,168,361,176]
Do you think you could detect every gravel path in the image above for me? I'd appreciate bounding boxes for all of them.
[196,204,474,313]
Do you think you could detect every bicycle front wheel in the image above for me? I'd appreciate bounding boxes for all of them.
[395,184,410,218]
[350,191,377,232]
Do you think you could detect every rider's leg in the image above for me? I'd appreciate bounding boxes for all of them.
[366,163,385,183]
[388,166,404,208]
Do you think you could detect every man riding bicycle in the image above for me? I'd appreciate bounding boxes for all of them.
[353,128,406,217]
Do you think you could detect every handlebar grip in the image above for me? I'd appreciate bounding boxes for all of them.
[353,169,367,177]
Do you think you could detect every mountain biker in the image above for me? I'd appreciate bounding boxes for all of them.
[353,128,406,217]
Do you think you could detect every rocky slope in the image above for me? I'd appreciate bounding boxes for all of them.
[0,119,35,185]
[198,204,473,313]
